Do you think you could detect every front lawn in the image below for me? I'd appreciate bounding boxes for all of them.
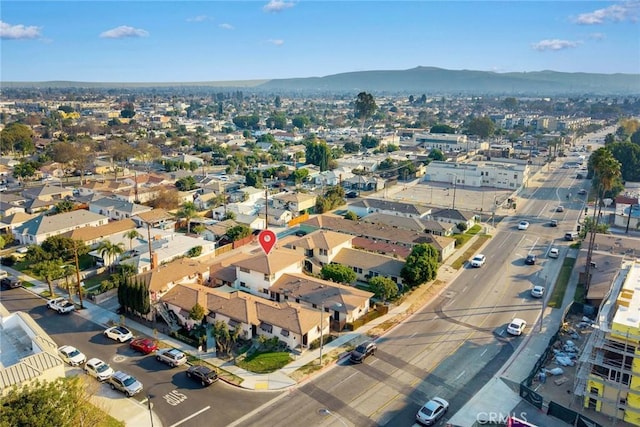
[236,351,292,373]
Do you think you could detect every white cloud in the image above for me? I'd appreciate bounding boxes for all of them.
[263,0,295,13]
[219,23,234,30]
[574,1,639,24]
[532,39,580,51]
[0,21,41,40]
[589,32,606,40]
[187,15,210,23]
[266,39,285,46]
[100,25,149,39]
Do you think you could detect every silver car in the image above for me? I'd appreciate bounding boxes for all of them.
[108,371,143,397]
[85,357,114,381]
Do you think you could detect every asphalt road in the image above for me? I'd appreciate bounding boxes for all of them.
[234,160,588,427]
[0,288,279,427]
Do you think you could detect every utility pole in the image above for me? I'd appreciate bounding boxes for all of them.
[73,240,84,309]
[265,187,269,230]
[146,222,155,269]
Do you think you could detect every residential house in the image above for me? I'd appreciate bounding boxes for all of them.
[62,218,138,247]
[330,248,406,286]
[314,167,354,187]
[428,208,479,231]
[361,212,457,236]
[21,185,74,214]
[139,257,211,304]
[201,219,239,243]
[89,197,152,221]
[160,284,323,351]
[0,212,37,235]
[347,198,432,219]
[284,230,354,274]
[233,248,305,296]
[132,208,176,230]
[270,272,374,329]
[14,210,109,245]
[259,206,292,227]
[424,160,529,190]
[342,175,385,192]
[271,192,317,215]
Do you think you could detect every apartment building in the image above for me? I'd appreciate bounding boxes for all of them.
[574,260,640,426]
[424,160,529,190]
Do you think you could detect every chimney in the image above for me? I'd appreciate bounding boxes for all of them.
[151,252,158,270]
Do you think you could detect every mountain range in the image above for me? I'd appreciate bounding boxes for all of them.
[2,66,638,95]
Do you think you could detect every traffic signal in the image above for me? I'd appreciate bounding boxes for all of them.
[584,207,588,215]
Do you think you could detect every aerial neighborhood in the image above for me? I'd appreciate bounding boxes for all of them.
[2,84,640,427]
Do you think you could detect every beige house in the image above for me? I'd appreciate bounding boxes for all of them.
[139,257,211,303]
[272,192,317,214]
[233,248,305,296]
[284,229,354,274]
[331,248,406,286]
[161,284,324,351]
[14,209,109,245]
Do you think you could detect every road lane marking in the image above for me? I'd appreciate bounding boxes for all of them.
[455,370,466,380]
[480,348,488,357]
[169,406,210,427]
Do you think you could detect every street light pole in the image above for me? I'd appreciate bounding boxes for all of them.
[319,303,324,366]
[540,275,547,332]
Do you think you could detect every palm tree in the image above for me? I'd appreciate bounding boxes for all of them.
[32,259,64,298]
[61,264,77,300]
[96,240,125,272]
[177,201,199,234]
[123,229,142,252]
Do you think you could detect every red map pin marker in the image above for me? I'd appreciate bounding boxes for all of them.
[258,230,277,255]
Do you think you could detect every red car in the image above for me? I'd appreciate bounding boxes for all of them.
[129,338,158,354]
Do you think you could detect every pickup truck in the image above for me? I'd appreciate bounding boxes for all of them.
[47,297,76,314]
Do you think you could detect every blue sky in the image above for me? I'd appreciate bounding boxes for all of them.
[1,1,639,82]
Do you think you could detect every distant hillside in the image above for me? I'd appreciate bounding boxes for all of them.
[2,67,638,95]
[256,66,640,95]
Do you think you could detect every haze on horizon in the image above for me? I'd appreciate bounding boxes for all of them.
[1,1,639,83]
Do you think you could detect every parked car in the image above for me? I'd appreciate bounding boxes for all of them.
[549,248,560,258]
[531,286,545,298]
[155,348,187,367]
[564,231,578,241]
[103,325,133,342]
[85,357,114,381]
[507,318,527,336]
[186,365,218,386]
[47,297,67,310]
[470,254,486,268]
[416,397,449,425]
[58,345,86,366]
[525,254,536,265]
[1,276,21,289]
[549,219,558,227]
[108,371,143,397]
[129,338,158,354]
[578,189,587,195]
[349,341,377,363]
[556,206,565,212]
[517,220,529,230]
[50,299,75,314]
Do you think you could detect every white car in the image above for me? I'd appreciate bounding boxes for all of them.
[103,325,133,342]
[85,357,114,381]
[531,286,545,298]
[470,254,486,268]
[47,297,67,310]
[517,221,530,230]
[416,397,449,425]
[507,318,527,336]
[58,345,86,366]
[549,248,560,258]
[48,298,75,314]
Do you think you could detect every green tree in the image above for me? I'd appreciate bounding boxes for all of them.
[0,377,115,427]
[226,224,251,241]
[189,302,206,322]
[54,199,75,214]
[401,243,439,287]
[369,276,399,301]
[343,141,361,154]
[430,124,455,134]
[41,235,81,262]
[465,116,495,139]
[305,139,332,172]
[13,161,37,181]
[354,92,377,130]
[96,240,125,272]
[212,320,241,356]
[292,115,310,130]
[32,259,64,297]
[344,211,358,221]
[291,168,309,184]
[0,122,34,154]
[177,201,199,234]
[274,96,282,108]
[245,170,264,188]
[361,135,380,149]
[187,245,203,257]
[266,112,287,130]
[320,263,356,284]
[428,149,445,161]
[175,176,197,191]
[123,229,142,252]
[120,102,136,118]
